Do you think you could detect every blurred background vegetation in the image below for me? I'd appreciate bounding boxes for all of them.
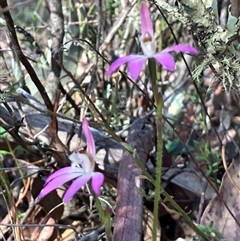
[1,0,240,240]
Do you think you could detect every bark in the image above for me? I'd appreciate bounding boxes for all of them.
[113,118,155,241]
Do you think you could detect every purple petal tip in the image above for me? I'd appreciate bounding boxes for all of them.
[82,118,96,157]
[140,3,153,37]
[91,172,104,195]
[164,44,199,55]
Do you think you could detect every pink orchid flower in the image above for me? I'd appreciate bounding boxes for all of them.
[106,3,199,80]
[38,118,104,202]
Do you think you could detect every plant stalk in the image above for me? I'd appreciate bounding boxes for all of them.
[148,58,163,241]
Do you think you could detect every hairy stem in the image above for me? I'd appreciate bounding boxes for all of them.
[148,58,163,241]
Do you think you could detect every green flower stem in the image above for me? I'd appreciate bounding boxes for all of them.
[148,59,209,241]
[94,195,112,240]
[148,58,163,241]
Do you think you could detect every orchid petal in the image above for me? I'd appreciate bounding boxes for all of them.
[45,167,77,183]
[69,152,91,172]
[140,3,153,37]
[162,44,199,55]
[82,118,96,156]
[106,55,140,77]
[91,172,104,195]
[128,56,147,80]
[38,172,82,199]
[153,53,176,71]
[63,174,92,202]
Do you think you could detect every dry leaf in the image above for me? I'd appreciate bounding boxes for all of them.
[201,160,240,241]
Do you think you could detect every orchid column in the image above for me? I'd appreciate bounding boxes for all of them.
[106,2,198,240]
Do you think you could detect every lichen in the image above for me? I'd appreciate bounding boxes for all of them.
[156,0,240,91]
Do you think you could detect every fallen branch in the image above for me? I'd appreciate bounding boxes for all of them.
[113,118,155,241]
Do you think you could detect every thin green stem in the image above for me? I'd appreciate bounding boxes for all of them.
[94,195,112,240]
[148,58,163,241]
[148,58,209,241]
